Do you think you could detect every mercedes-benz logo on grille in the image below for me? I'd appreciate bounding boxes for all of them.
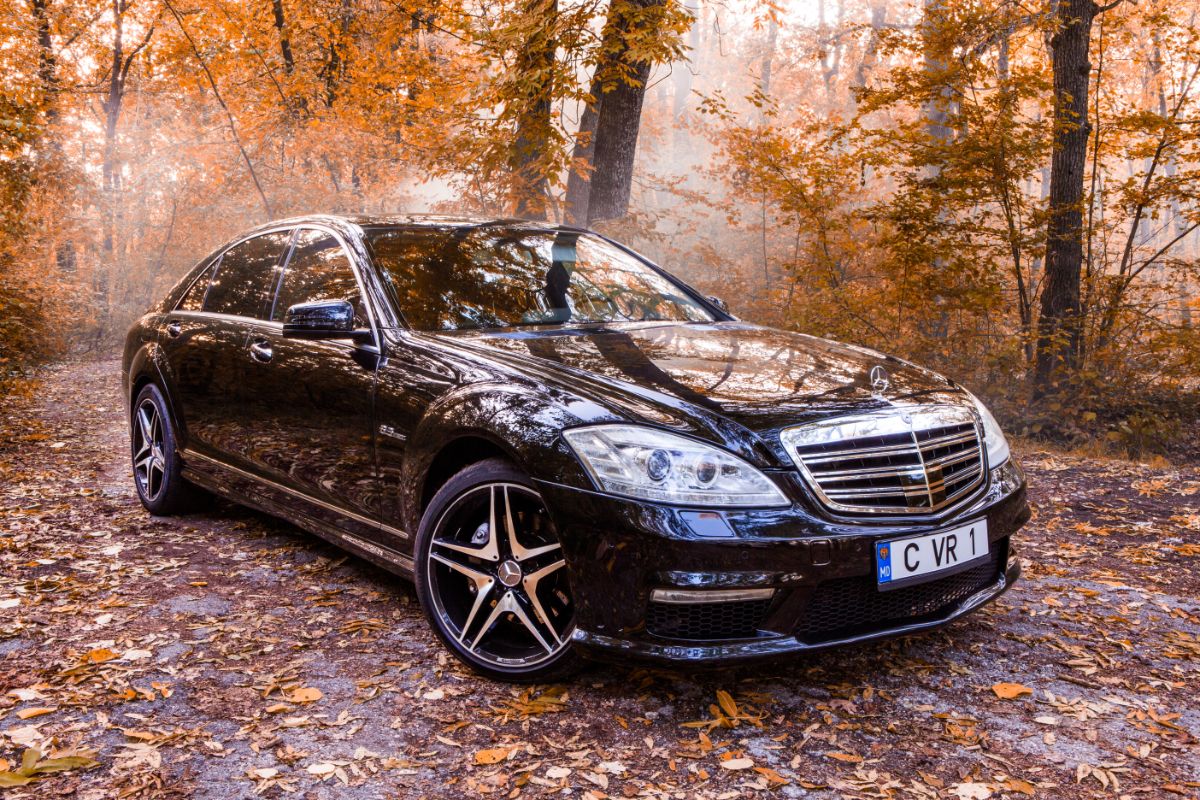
[868,365,890,396]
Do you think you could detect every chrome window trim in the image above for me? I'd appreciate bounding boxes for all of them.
[780,404,989,519]
[171,221,385,350]
[181,447,409,541]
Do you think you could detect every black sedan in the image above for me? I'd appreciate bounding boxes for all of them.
[123,215,1028,681]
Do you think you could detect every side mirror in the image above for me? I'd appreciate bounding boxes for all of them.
[283,299,356,339]
[707,295,730,315]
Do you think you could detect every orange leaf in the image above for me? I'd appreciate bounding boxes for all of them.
[84,648,117,664]
[473,747,510,765]
[991,682,1033,700]
[288,687,322,704]
[1004,778,1037,796]
[716,689,739,719]
[16,708,54,720]
[826,752,863,763]
[754,766,789,785]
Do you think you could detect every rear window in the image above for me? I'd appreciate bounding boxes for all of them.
[176,261,216,311]
[203,231,292,319]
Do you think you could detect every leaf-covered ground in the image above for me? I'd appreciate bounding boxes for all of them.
[0,360,1197,799]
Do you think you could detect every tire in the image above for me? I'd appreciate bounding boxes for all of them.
[130,383,206,515]
[415,458,581,682]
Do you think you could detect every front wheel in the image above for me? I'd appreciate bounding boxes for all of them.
[415,459,580,682]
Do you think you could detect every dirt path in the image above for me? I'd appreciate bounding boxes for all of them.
[0,360,1197,799]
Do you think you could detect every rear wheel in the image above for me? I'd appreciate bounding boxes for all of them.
[130,383,204,515]
[415,459,580,682]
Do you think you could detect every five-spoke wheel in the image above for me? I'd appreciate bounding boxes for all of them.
[132,396,167,503]
[129,383,203,515]
[416,459,579,681]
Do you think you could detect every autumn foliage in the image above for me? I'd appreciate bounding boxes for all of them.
[0,0,1196,453]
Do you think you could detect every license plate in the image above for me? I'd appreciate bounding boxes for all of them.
[876,519,989,590]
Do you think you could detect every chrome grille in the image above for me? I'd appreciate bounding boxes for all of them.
[780,406,987,515]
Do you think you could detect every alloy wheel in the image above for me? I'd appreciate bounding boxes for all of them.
[132,398,167,502]
[426,482,574,669]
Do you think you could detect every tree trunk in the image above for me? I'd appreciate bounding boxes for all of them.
[271,0,295,75]
[32,0,57,125]
[510,0,557,219]
[586,0,664,223]
[101,0,127,263]
[759,17,778,102]
[1034,0,1100,399]
[853,1,887,93]
[564,92,599,225]
[920,0,954,181]
[671,0,698,155]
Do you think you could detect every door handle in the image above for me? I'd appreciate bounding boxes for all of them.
[166,321,182,338]
[249,340,273,363]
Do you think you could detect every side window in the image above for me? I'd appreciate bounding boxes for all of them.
[271,229,367,327]
[177,260,216,311]
[203,231,291,318]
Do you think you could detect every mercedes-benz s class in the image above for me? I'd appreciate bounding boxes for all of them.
[123,215,1028,680]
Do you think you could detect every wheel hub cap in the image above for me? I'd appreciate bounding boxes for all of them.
[497,559,522,587]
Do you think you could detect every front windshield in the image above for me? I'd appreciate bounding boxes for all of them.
[363,226,715,331]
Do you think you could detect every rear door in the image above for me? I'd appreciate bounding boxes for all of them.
[159,230,292,467]
[238,226,380,538]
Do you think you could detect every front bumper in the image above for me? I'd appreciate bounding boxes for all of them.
[535,464,1029,666]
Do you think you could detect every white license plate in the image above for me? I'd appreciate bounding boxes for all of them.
[876,519,989,589]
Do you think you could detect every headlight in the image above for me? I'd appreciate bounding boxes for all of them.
[968,392,1011,467]
[562,425,789,507]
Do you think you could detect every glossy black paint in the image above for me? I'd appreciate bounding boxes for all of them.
[123,214,1029,666]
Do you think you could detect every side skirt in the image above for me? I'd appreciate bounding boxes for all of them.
[180,450,414,579]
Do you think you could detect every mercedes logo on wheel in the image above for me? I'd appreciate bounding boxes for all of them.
[869,365,890,396]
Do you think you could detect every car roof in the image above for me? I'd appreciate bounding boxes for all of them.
[242,213,582,237]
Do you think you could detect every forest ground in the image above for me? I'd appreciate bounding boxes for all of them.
[0,360,1196,800]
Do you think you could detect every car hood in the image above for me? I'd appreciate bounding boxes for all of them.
[436,321,968,465]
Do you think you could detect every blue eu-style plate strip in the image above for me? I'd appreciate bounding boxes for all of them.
[876,541,892,583]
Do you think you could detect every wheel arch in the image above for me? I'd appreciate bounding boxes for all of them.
[125,346,186,448]
[395,381,612,535]
[419,434,517,514]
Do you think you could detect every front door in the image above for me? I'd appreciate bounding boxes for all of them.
[239,227,380,539]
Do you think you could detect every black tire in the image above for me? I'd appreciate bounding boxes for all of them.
[130,383,206,515]
[415,458,581,682]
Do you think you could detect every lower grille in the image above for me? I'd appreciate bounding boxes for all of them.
[796,543,1004,642]
[646,599,771,640]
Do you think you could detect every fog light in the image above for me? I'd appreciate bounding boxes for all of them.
[650,587,776,604]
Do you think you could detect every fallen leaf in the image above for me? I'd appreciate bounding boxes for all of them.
[15,709,54,720]
[953,782,993,800]
[991,682,1033,700]
[288,687,322,703]
[474,747,510,765]
[716,689,739,718]
[754,766,789,785]
[84,648,117,664]
[720,758,754,770]
[0,748,99,787]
